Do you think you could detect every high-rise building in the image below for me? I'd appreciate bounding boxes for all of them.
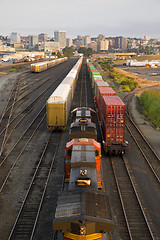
[38,33,48,42]
[115,37,127,49]
[97,40,109,51]
[120,37,127,49]
[66,38,73,47]
[98,34,105,41]
[84,35,91,47]
[10,32,21,44]
[54,30,66,49]
[144,36,150,41]
[29,35,38,49]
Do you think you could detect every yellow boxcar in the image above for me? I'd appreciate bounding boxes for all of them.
[46,84,71,130]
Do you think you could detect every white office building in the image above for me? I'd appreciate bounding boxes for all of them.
[10,32,21,44]
[54,30,66,49]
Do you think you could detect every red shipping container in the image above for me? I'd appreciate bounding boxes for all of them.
[102,96,125,127]
[98,87,116,121]
[94,79,103,96]
[95,81,109,100]
[102,120,125,143]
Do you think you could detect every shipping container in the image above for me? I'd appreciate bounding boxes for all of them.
[102,121,125,143]
[97,87,116,120]
[95,81,109,100]
[92,74,103,88]
[102,96,125,127]
[94,79,104,96]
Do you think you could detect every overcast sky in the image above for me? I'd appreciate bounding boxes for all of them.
[1,0,160,38]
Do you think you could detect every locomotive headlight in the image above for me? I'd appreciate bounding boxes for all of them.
[80,226,86,235]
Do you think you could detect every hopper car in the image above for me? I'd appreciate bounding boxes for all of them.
[30,57,67,73]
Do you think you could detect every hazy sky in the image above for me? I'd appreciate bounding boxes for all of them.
[1,0,160,38]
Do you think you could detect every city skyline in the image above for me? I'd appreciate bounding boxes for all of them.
[1,0,160,38]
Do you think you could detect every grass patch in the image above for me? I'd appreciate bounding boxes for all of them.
[98,60,139,91]
[8,66,26,72]
[139,90,160,128]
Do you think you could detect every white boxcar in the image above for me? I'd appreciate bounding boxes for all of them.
[62,76,76,100]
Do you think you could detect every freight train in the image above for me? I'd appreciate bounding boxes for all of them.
[53,107,113,240]
[87,61,129,155]
[30,57,67,72]
[46,56,83,130]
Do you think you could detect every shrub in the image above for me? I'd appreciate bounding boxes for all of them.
[139,90,160,128]
[98,60,138,91]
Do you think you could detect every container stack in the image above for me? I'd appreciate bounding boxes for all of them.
[102,96,125,145]
[87,60,128,154]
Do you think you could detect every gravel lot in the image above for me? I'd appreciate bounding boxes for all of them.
[118,65,160,82]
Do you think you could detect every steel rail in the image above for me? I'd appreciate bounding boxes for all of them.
[111,156,155,239]
[125,122,160,184]
[0,66,74,155]
[122,154,155,239]
[0,110,46,192]
[8,132,62,240]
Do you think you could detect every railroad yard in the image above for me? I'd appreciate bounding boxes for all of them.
[0,58,160,240]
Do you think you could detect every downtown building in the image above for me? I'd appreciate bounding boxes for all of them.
[54,30,66,49]
[10,32,21,44]
[66,38,73,47]
[29,35,38,49]
[115,36,127,49]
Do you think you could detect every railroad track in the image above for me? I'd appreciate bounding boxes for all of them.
[111,155,155,239]
[8,132,62,240]
[123,86,160,184]
[0,63,76,157]
[0,61,79,190]
[0,58,80,239]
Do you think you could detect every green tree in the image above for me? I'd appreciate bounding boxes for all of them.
[57,51,63,58]
[78,47,94,57]
[62,47,74,58]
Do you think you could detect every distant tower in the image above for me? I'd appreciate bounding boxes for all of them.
[144,36,150,41]
[29,35,38,49]
[10,32,21,44]
[84,35,91,47]
[66,38,73,47]
[38,33,48,42]
[54,30,66,49]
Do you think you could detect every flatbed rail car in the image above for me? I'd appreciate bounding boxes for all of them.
[53,138,113,239]
[46,56,83,130]
[30,57,67,72]
[87,61,129,154]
